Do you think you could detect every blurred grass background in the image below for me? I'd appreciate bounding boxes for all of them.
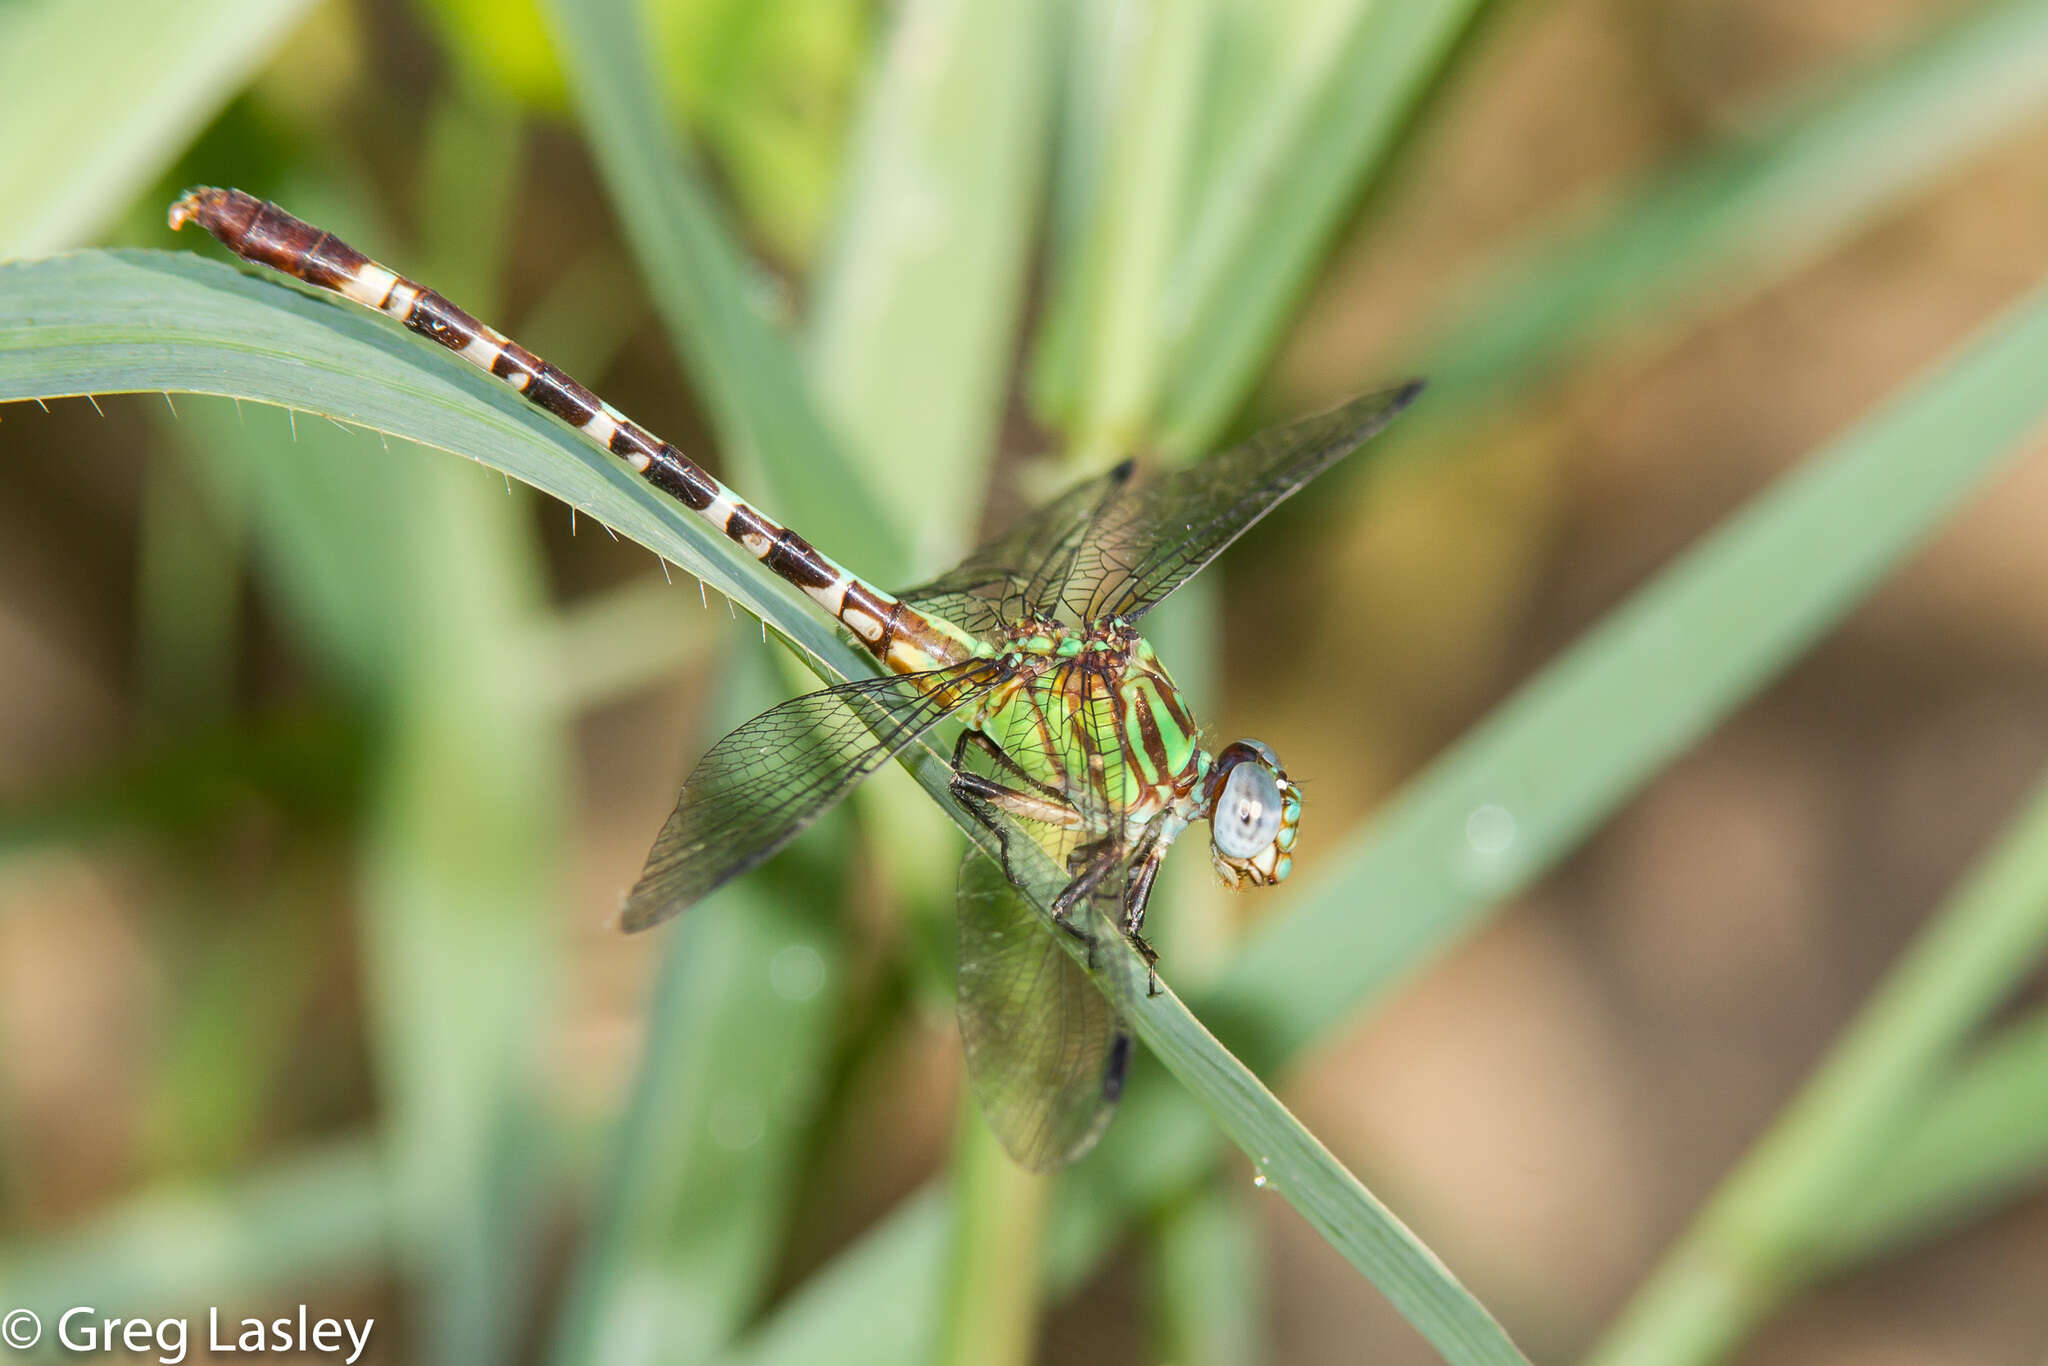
[4,0,2048,1363]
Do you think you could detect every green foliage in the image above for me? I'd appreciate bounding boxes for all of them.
[5,0,2048,1363]
[0,244,1526,1363]
[0,0,318,258]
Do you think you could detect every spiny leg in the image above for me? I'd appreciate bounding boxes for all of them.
[953,727,1068,804]
[1051,838,1120,921]
[1046,840,1143,976]
[1112,826,1167,996]
[950,734,1089,834]
[948,731,1098,948]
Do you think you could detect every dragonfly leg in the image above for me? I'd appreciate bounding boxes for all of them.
[953,728,1067,802]
[949,733,1086,831]
[1120,834,1166,997]
[948,733,1094,948]
[1048,842,1122,962]
[1052,839,1119,919]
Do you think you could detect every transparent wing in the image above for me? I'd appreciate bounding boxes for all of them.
[1063,381,1423,622]
[898,459,1134,641]
[956,846,1131,1170]
[621,661,1002,932]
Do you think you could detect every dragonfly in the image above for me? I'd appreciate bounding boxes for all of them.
[170,186,1422,1168]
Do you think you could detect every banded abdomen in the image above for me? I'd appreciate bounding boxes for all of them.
[168,186,978,678]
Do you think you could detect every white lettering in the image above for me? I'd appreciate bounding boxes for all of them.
[55,1305,370,1361]
[54,1310,185,1364]
[58,1306,99,1350]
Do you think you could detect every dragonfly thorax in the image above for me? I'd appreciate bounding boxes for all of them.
[965,617,1205,834]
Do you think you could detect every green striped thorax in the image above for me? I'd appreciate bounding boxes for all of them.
[966,615,1301,889]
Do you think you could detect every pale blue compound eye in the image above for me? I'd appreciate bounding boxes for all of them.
[1214,761,1283,860]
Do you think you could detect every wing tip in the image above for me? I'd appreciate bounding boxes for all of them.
[615,886,679,935]
[1392,376,1427,409]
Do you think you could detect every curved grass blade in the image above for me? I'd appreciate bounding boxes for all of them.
[966,811,1528,1364]
[0,249,860,681]
[0,248,1531,1366]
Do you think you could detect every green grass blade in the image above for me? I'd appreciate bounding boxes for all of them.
[173,133,563,1366]
[1585,767,2048,1366]
[547,650,849,1366]
[1115,968,1525,1363]
[0,248,1528,1366]
[1810,1003,2048,1269]
[1152,1183,1264,1366]
[936,1108,1051,1366]
[546,877,844,1363]
[714,1190,951,1366]
[361,605,565,1366]
[0,1140,389,1324]
[534,0,907,581]
[0,0,315,258]
[806,0,1058,565]
[1024,0,1134,433]
[738,249,2048,1366]
[1813,1007,2048,1264]
[647,0,871,263]
[1153,0,1487,454]
[1211,268,2048,1065]
[0,249,851,674]
[1409,0,2048,427]
[802,5,1063,1130]
[1053,0,1216,464]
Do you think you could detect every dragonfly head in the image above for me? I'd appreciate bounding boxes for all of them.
[1204,740,1299,890]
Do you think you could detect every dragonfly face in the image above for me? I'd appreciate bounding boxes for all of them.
[1204,739,1299,889]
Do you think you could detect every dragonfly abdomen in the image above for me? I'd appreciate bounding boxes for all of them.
[168,186,975,677]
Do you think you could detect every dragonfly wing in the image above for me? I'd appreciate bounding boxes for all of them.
[898,459,1134,640]
[955,847,1131,1170]
[1066,381,1423,622]
[622,661,1002,932]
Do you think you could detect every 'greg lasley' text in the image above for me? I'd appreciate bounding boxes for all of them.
[211,1306,373,1363]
